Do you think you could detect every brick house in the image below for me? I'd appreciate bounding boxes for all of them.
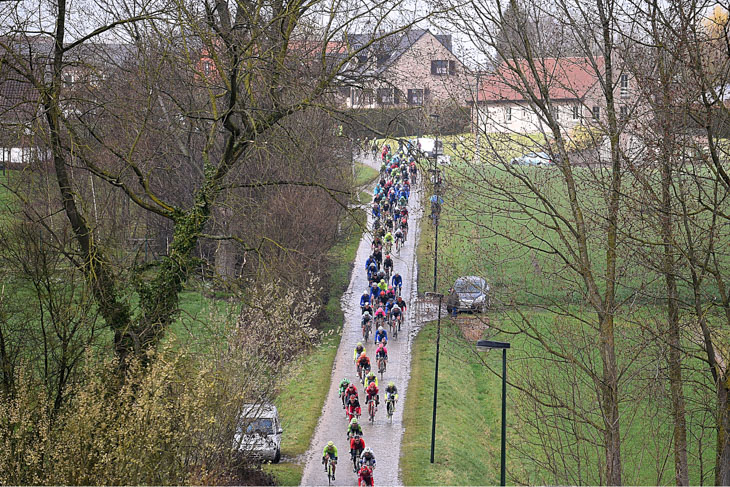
[341,29,472,108]
[473,56,638,135]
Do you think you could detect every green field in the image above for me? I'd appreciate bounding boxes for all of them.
[405,139,721,484]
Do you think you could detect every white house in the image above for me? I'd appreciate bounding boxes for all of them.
[473,57,617,135]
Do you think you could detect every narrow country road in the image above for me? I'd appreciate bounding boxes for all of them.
[299,151,423,486]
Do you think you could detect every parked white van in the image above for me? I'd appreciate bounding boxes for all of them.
[233,403,282,463]
[410,138,450,164]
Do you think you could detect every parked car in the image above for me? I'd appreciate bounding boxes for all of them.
[233,403,282,463]
[448,276,491,313]
[510,151,553,166]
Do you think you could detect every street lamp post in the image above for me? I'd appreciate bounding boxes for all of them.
[476,340,511,486]
[425,291,443,464]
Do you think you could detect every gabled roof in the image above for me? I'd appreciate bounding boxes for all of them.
[347,29,454,74]
[478,56,604,103]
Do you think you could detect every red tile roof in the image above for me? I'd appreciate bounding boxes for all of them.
[478,56,604,103]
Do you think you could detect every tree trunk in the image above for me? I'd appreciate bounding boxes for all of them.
[718,377,730,485]
[661,160,689,485]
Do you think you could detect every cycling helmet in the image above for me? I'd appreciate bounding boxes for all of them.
[351,417,359,425]
[328,441,334,447]
[367,371,375,378]
[380,291,386,297]
[364,447,373,454]
[388,286,393,291]
[388,381,395,387]
[378,326,385,332]
[386,254,391,259]
[357,342,363,348]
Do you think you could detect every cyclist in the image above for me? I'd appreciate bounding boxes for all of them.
[346,391,362,420]
[372,247,383,267]
[353,342,366,364]
[365,379,380,410]
[322,441,338,480]
[371,203,380,220]
[362,301,373,317]
[357,353,371,378]
[361,311,372,331]
[375,342,388,370]
[350,435,366,472]
[391,272,403,296]
[397,193,407,209]
[395,295,407,313]
[383,231,394,252]
[345,381,358,402]
[339,378,351,409]
[360,447,377,469]
[390,303,402,328]
[383,254,394,278]
[358,464,374,487]
[385,382,399,415]
[347,417,363,439]
[400,218,409,239]
[374,325,388,345]
[394,227,404,250]
[374,306,386,326]
[368,281,379,302]
[360,291,371,311]
[385,286,396,302]
[377,278,388,293]
[364,370,378,389]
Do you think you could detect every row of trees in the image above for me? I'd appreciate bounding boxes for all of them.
[432,0,730,484]
[0,0,427,482]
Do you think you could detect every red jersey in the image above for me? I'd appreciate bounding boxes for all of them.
[358,466,374,487]
[358,355,371,368]
[350,437,365,451]
[366,383,379,398]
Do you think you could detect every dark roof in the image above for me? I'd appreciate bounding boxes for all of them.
[347,29,453,74]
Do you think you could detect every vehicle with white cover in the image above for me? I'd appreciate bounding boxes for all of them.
[233,403,282,463]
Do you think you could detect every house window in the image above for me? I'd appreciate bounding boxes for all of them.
[431,60,449,75]
[377,87,394,105]
[505,107,512,122]
[592,106,600,119]
[620,106,628,120]
[572,105,580,120]
[553,106,560,121]
[620,74,629,97]
[408,89,424,106]
[362,89,374,105]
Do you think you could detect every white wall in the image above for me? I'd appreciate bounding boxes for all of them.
[477,101,585,135]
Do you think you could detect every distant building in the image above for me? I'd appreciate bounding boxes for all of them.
[339,29,472,108]
[473,56,640,135]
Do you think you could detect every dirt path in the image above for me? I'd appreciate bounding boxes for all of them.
[299,152,423,486]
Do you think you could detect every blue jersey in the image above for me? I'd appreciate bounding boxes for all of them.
[374,328,388,343]
[370,284,380,300]
[360,294,371,307]
[391,274,402,288]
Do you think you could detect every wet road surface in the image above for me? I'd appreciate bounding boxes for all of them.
[299,152,424,486]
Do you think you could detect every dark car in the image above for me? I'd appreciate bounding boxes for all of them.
[448,276,490,313]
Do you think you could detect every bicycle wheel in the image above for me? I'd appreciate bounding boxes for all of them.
[369,401,375,423]
[327,459,333,485]
[387,400,394,419]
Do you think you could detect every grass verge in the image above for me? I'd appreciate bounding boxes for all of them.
[400,319,503,485]
[354,162,379,187]
[266,208,366,485]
